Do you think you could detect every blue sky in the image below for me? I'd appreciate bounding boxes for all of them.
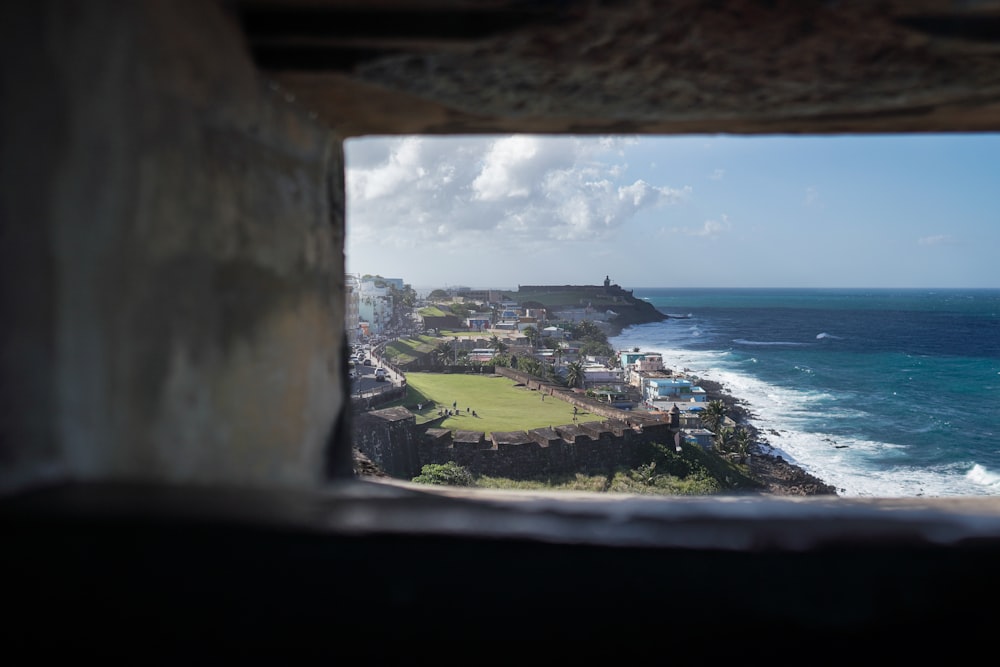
[345,134,999,290]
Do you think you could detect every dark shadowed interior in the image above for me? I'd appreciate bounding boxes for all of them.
[3,1,999,660]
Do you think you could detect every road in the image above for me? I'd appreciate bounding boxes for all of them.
[351,356,395,396]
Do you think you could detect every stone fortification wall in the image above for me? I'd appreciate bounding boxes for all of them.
[1,0,344,493]
[419,419,674,479]
[517,285,603,292]
[351,385,405,412]
[353,408,423,479]
[353,386,675,481]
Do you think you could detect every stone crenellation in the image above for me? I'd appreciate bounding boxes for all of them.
[354,399,678,481]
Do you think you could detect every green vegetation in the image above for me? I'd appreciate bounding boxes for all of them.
[437,330,480,338]
[383,335,440,366]
[389,372,596,435]
[390,372,763,496]
[411,441,760,496]
[417,306,451,318]
[564,360,584,389]
[567,320,615,357]
[411,462,476,487]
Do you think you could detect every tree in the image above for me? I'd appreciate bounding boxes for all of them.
[564,361,585,389]
[433,340,454,366]
[631,462,662,486]
[571,320,603,340]
[519,358,543,377]
[700,399,727,433]
[489,334,508,354]
[733,428,754,463]
[522,325,539,348]
[545,362,560,384]
[715,426,735,453]
[491,352,511,368]
[579,339,613,358]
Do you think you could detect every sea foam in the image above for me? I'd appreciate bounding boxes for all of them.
[967,464,1000,490]
[612,324,998,497]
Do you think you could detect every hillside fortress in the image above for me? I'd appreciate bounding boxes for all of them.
[353,367,677,480]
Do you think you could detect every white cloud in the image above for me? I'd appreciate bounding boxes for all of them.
[710,168,725,181]
[472,135,546,200]
[917,234,954,246]
[346,136,690,261]
[669,214,731,238]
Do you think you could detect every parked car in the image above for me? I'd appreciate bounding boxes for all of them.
[374,368,388,382]
[363,358,372,366]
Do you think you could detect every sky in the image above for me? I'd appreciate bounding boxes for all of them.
[345,133,1000,291]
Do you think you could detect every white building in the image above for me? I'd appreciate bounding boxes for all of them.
[345,274,362,344]
[358,279,393,336]
[643,376,707,405]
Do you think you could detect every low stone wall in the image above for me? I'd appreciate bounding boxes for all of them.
[355,407,677,481]
[351,385,405,412]
[419,419,676,479]
[353,365,675,480]
[352,408,423,479]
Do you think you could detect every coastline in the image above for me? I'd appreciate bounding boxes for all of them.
[694,377,839,496]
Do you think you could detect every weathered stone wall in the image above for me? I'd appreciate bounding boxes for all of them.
[1,0,345,493]
[419,420,672,479]
[353,408,422,479]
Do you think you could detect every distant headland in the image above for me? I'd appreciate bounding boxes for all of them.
[514,276,667,336]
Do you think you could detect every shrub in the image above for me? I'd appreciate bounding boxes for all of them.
[412,462,476,487]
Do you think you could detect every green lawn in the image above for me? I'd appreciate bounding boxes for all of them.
[395,372,596,436]
[383,336,439,365]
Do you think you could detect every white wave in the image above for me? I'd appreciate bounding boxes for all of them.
[967,464,1000,490]
[611,327,1000,498]
[733,339,808,347]
[816,332,842,340]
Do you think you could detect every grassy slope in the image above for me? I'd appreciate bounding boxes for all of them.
[380,372,761,495]
[417,306,451,317]
[393,372,597,435]
[383,335,439,365]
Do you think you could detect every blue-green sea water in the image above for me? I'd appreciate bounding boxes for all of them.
[611,288,1000,497]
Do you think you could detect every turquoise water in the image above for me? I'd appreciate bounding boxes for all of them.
[611,288,1000,497]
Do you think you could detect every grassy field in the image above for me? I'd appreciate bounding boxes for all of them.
[381,371,754,496]
[393,372,597,435]
[382,335,440,365]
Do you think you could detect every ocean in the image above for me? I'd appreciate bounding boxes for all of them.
[610,288,1000,498]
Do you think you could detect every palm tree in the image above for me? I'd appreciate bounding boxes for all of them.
[545,362,560,384]
[700,399,727,433]
[519,358,542,377]
[433,340,453,367]
[489,334,508,354]
[733,428,754,463]
[522,326,539,349]
[715,426,735,453]
[564,361,585,389]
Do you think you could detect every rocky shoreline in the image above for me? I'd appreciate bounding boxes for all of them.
[694,378,838,496]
